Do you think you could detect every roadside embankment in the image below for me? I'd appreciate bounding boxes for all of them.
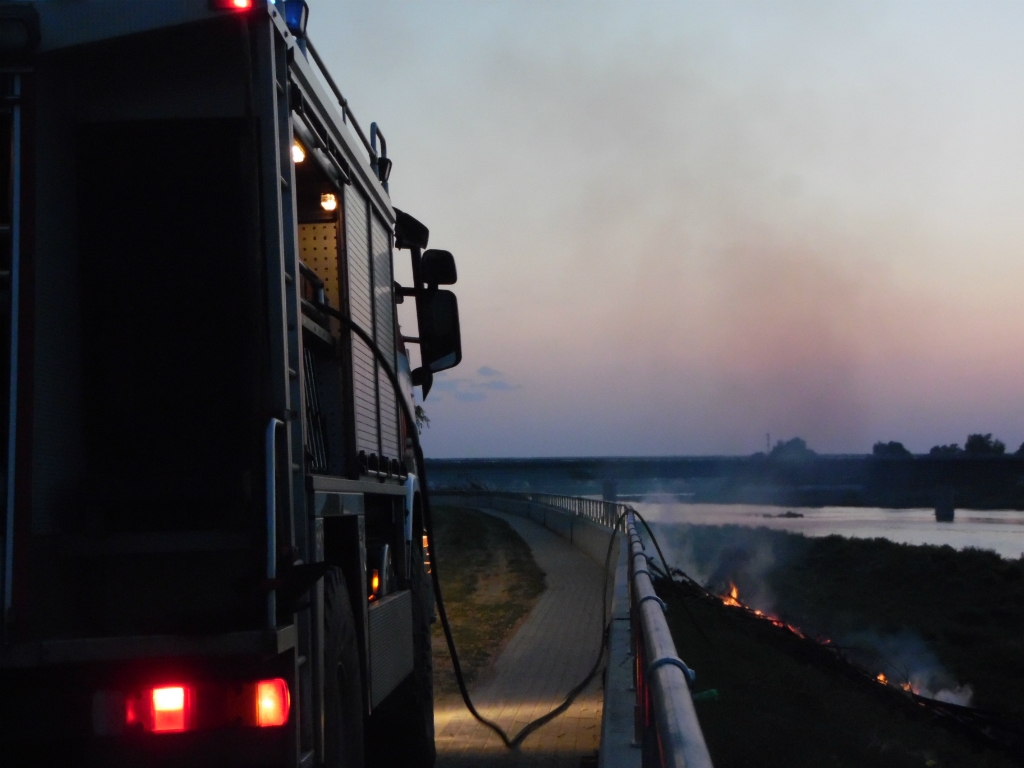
[652,524,1024,767]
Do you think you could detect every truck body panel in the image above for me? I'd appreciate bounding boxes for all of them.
[0,3,452,765]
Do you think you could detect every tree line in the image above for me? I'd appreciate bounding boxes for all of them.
[873,433,1024,458]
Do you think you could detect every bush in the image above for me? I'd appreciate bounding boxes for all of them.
[964,433,1006,456]
[872,441,912,458]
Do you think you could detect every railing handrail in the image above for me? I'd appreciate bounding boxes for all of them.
[433,488,628,531]
[627,511,713,768]
[305,38,377,165]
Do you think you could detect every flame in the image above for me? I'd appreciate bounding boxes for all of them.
[712,577,943,699]
[721,582,743,607]
[718,581,807,637]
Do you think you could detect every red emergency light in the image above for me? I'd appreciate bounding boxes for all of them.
[210,0,253,10]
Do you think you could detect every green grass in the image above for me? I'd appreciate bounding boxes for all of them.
[430,505,546,697]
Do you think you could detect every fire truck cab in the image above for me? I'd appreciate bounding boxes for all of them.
[0,2,461,766]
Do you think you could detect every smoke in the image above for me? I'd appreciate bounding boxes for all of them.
[646,520,974,706]
[845,631,974,707]
[649,521,783,614]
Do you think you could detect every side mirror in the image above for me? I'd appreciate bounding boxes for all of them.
[413,290,462,399]
[420,290,462,373]
[393,208,429,250]
[421,250,457,286]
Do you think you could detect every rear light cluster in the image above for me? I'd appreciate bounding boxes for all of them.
[96,678,289,736]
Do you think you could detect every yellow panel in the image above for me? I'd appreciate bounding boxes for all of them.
[299,222,340,311]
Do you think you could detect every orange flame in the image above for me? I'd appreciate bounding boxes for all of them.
[714,579,915,691]
[721,582,743,607]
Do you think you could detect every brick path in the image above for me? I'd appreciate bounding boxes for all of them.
[434,509,607,768]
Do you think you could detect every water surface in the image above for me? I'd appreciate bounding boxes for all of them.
[632,503,1024,559]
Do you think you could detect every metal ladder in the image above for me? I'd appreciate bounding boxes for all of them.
[251,10,316,768]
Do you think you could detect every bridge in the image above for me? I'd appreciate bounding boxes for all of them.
[431,491,713,768]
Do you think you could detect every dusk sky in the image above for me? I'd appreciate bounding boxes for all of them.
[311,1,1024,458]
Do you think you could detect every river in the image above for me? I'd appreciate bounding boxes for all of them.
[631,502,1024,560]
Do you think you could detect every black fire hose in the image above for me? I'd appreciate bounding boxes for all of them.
[318,304,622,749]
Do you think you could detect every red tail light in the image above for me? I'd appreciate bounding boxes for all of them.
[210,0,253,10]
[256,678,290,727]
[125,685,195,733]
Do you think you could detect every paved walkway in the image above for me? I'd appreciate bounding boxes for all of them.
[434,509,607,768]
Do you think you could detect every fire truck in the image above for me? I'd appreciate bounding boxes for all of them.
[0,2,462,766]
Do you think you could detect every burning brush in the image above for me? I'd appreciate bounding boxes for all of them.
[654,564,1024,760]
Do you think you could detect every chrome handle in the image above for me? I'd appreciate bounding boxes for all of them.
[266,417,284,629]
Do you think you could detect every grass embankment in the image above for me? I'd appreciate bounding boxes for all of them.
[653,526,1024,767]
[430,505,546,698]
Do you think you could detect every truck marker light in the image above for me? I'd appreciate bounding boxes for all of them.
[256,679,290,727]
[370,568,380,600]
[292,141,306,164]
[320,193,338,212]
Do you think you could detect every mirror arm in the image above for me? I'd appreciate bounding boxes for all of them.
[395,285,438,298]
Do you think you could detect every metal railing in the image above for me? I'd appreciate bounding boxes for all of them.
[305,39,378,166]
[432,489,712,767]
[627,511,713,768]
[433,488,627,531]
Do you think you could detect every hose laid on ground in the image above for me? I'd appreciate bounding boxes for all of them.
[320,305,622,750]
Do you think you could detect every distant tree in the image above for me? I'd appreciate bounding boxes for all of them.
[1017,442,1024,456]
[964,433,1006,456]
[769,437,816,460]
[872,441,912,458]
[929,443,962,457]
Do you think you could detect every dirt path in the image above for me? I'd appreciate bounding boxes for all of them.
[434,509,607,768]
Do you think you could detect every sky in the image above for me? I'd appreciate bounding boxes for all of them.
[309,0,1024,458]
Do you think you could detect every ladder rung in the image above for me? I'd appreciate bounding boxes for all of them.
[288,367,298,379]
[280,175,290,189]
[284,272,293,283]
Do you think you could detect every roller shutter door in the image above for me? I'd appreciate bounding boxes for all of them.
[372,215,400,461]
[344,184,379,457]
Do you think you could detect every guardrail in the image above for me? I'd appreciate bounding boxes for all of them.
[432,489,712,767]
[433,489,627,531]
[626,511,713,768]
